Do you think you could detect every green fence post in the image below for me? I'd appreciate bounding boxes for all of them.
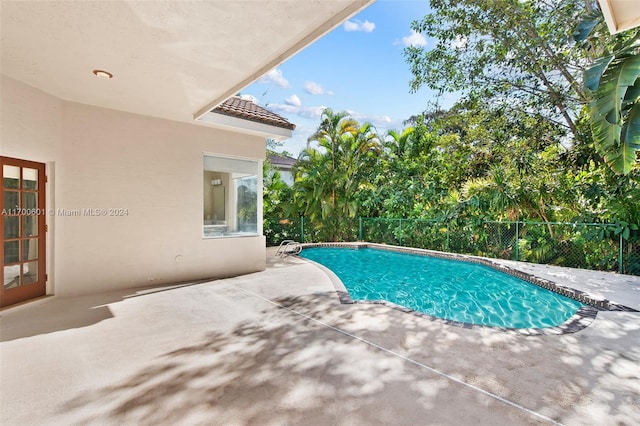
[515,221,519,261]
[359,217,363,241]
[300,216,304,243]
[619,232,624,274]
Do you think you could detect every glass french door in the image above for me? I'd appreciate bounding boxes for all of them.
[1,157,46,307]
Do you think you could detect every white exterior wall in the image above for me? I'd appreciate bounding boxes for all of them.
[1,75,266,297]
[281,170,294,186]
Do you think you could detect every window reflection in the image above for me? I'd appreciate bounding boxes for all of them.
[203,156,259,238]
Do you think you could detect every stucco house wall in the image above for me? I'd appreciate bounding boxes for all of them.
[1,75,266,297]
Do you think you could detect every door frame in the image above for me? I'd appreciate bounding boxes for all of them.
[1,156,47,307]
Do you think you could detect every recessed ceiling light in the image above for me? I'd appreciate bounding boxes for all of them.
[92,69,113,79]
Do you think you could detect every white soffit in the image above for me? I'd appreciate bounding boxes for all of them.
[0,0,373,123]
[598,0,640,34]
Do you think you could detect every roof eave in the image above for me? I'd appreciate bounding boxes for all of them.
[198,111,293,141]
[192,0,374,120]
[598,0,640,34]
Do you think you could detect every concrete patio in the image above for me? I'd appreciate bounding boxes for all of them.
[1,249,639,425]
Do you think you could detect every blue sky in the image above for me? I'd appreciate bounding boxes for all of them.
[241,0,457,157]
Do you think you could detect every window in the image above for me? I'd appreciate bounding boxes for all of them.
[203,155,260,238]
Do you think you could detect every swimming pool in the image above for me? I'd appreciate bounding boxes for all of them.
[299,246,585,329]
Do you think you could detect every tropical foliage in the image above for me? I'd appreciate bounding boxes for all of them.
[291,109,381,240]
[266,108,637,231]
[263,1,640,271]
[404,0,589,140]
[574,8,640,174]
[404,0,639,175]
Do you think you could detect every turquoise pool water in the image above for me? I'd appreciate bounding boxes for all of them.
[300,247,584,328]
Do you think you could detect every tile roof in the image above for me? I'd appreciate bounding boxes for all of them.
[212,96,296,131]
[267,152,297,167]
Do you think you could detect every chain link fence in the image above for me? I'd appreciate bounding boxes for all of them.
[622,235,640,275]
[360,218,639,275]
[265,217,640,275]
[264,217,359,246]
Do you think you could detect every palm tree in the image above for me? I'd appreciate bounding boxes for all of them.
[385,127,415,159]
[339,122,382,218]
[294,110,381,240]
[305,109,358,227]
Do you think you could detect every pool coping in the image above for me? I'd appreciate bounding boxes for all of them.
[297,242,639,335]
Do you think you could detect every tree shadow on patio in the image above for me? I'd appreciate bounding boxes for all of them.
[60,292,544,425]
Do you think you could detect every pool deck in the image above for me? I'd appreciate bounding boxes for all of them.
[490,258,640,311]
[1,248,639,425]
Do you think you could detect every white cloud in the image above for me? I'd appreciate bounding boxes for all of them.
[269,94,328,120]
[239,94,258,103]
[402,30,427,47]
[259,68,291,88]
[269,103,327,120]
[285,94,302,107]
[299,105,327,119]
[303,81,333,96]
[343,19,376,32]
[269,103,298,114]
[348,111,394,129]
